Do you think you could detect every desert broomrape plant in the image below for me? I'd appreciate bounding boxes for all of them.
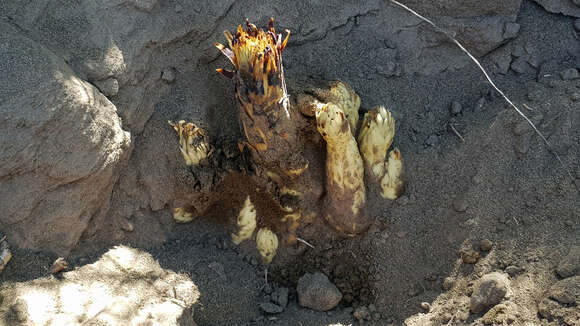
[256,227,279,263]
[231,196,258,245]
[316,102,368,235]
[168,120,212,166]
[215,18,308,180]
[169,18,406,263]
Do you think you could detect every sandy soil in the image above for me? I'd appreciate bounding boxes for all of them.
[1,1,579,325]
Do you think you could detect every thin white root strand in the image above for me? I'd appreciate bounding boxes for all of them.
[449,124,465,143]
[388,0,576,186]
[296,237,315,249]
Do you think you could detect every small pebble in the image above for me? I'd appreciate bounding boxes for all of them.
[526,89,543,102]
[51,257,69,274]
[262,284,273,294]
[425,134,439,147]
[511,58,530,74]
[259,302,283,314]
[475,97,486,111]
[425,273,438,282]
[450,101,462,115]
[503,23,520,39]
[271,287,289,308]
[353,306,371,321]
[452,196,469,212]
[570,92,580,101]
[511,44,526,58]
[396,196,409,206]
[120,218,134,232]
[479,239,493,252]
[162,68,176,83]
[343,294,353,303]
[561,68,579,80]
[442,276,455,290]
[133,0,158,12]
[208,261,227,280]
[94,77,119,97]
[250,257,258,266]
[505,265,524,277]
[512,121,531,136]
[461,250,480,264]
[527,55,541,68]
[420,302,431,311]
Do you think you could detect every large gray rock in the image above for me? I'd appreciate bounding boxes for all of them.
[297,272,342,311]
[470,272,510,314]
[0,23,130,255]
[0,246,198,325]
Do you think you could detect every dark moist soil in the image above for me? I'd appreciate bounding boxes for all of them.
[2,1,580,325]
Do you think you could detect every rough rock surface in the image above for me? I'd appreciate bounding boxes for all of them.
[0,22,130,255]
[538,276,580,325]
[532,0,580,17]
[0,246,198,325]
[402,0,523,56]
[297,272,342,311]
[470,272,510,314]
[557,246,580,278]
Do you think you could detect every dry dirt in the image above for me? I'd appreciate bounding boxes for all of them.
[1,0,579,325]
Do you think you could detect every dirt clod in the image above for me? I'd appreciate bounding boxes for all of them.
[353,305,371,321]
[479,239,493,252]
[462,250,481,264]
